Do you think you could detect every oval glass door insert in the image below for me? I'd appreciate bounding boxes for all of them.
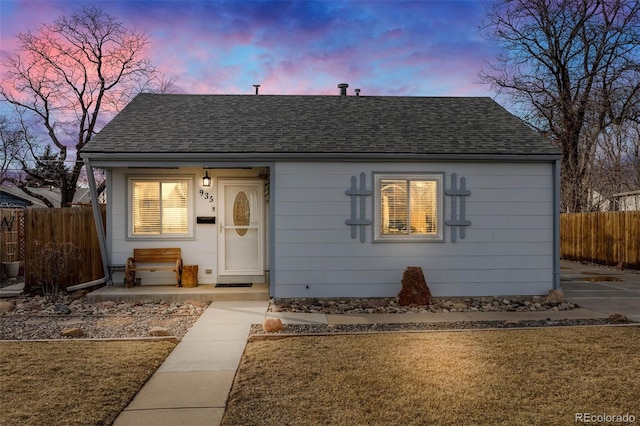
[233,191,250,236]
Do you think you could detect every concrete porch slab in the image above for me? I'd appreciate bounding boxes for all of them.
[86,283,269,303]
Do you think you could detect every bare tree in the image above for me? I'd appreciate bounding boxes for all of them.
[0,117,28,186]
[0,5,174,207]
[481,0,640,212]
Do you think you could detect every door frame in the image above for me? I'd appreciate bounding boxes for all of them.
[217,178,265,280]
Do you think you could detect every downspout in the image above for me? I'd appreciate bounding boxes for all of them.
[68,159,109,291]
[553,158,561,290]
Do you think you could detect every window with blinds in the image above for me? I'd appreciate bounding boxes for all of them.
[129,178,192,238]
[375,174,443,241]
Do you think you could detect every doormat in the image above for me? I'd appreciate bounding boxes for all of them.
[215,283,253,288]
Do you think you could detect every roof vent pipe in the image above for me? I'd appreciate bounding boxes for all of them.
[253,84,261,95]
[355,88,361,96]
[338,83,349,96]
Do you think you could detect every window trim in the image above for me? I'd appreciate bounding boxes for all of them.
[126,175,195,240]
[373,172,444,242]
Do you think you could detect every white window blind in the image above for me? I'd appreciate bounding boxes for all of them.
[130,178,191,237]
[376,174,442,241]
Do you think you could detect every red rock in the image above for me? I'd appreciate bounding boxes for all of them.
[262,318,284,332]
[397,266,432,306]
[608,312,628,324]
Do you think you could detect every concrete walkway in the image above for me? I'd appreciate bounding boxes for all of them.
[114,301,269,426]
[113,261,639,425]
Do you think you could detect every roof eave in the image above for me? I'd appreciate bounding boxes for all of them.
[82,151,562,166]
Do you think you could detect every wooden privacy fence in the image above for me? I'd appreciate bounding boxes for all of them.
[23,206,106,290]
[561,211,640,270]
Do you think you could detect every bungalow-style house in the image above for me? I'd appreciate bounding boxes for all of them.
[81,88,562,298]
[0,187,37,208]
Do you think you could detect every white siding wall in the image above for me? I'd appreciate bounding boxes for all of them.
[273,161,555,297]
[108,167,267,285]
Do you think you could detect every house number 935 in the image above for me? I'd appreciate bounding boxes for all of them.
[199,189,214,203]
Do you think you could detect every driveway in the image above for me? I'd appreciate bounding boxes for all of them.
[561,260,640,322]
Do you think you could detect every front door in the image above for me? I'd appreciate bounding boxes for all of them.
[218,179,264,277]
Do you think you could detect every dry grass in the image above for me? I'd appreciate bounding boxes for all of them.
[223,326,640,425]
[0,340,175,426]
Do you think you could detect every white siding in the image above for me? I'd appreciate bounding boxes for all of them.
[108,167,267,285]
[273,161,555,297]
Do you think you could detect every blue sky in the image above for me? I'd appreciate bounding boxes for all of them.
[0,0,500,97]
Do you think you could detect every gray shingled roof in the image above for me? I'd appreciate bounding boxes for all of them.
[82,93,560,157]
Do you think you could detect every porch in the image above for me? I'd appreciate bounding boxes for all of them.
[86,282,269,304]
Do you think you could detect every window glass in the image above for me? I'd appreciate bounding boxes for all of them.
[130,178,191,238]
[376,174,442,241]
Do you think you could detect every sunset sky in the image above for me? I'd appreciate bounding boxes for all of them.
[0,0,501,98]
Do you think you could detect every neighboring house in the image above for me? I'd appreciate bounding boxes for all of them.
[1,188,33,208]
[1,187,45,208]
[81,89,562,298]
[611,190,640,211]
[0,186,94,208]
[585,189,640,212]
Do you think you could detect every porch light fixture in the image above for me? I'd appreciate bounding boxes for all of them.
[202,171,211,187]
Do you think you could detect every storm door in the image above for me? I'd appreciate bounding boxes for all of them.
[217,179,264,276]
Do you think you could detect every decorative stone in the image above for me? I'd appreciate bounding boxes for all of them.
[397,266,432,306]
[149,326,172,336]
[608,312,629,324]
[0,301,16,314]
[61,328,84,338]
[262,318,284,332]
[54,304,71,315]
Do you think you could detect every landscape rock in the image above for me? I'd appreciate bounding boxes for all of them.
[608,312,629,324]
[270,295,580,315]
[397,266,432,306]
[0,301,15,314]
[54,304,71,315]
[149,326,172,337]
[61,328,84,338]
[262,318,284,332]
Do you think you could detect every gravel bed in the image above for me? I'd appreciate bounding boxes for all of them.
[269,294,577,315]
[250,318,624,336]
[0,294,208,340]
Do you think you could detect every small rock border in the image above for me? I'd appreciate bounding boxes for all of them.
[250,318,634,336]
[269,295,577,315]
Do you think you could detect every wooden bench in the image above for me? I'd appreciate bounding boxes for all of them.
[125,248,183,287]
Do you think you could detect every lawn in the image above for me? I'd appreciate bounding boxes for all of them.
[223,326,640,425]
[0,340,176,426]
